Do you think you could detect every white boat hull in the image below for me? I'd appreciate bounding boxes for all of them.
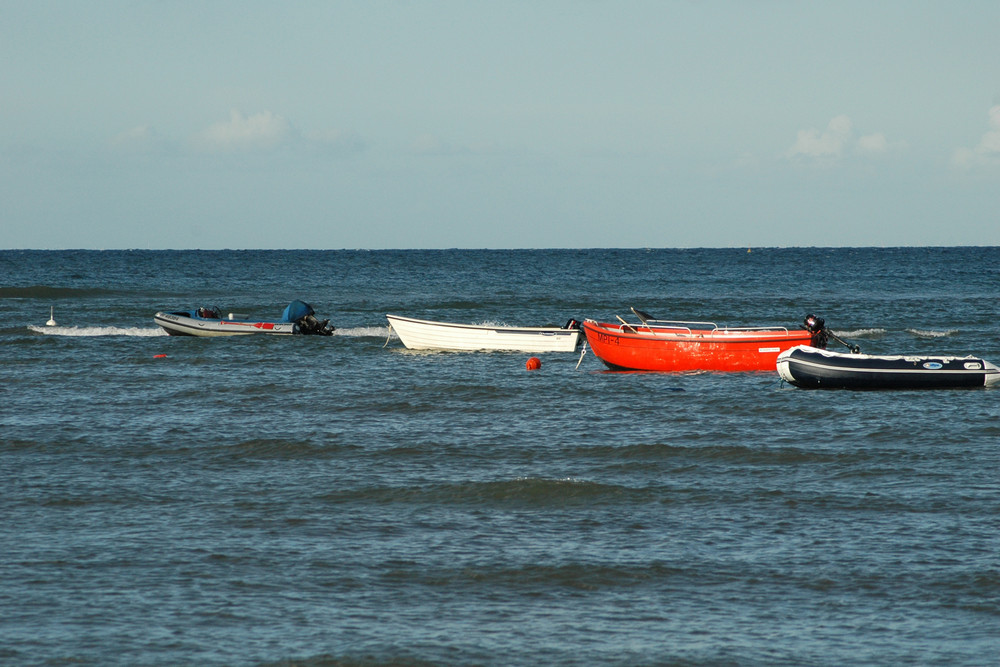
[386,314,582,352]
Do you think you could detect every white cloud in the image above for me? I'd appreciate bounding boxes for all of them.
[195,110,292,152]
[786,115,897,161]
[952,105,1000,168]
[786,115,853,159]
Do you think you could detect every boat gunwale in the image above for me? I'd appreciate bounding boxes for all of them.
[637,319,793,335]
[583,319,808,342]
[386,313,579,335]
[782,357,995,377]
[779,346,999,376]
[154,311,295,336]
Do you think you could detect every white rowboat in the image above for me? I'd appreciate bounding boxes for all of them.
[386,314,582,352]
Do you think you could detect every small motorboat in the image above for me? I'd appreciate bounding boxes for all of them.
[581,309,826,372]
[154,300,334,337]
[777,345,1000,389]
[386,314,582,352]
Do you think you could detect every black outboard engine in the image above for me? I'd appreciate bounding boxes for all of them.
[284,300,335,336]
[563,318,581,330]
[294,314,335,336]
[803,313,828,349]
[803,314,862,353]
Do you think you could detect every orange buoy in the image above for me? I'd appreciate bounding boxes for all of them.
[526,357,541,371]
[153,354,167,359]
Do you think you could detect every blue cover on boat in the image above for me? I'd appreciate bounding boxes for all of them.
[281,300,315,322]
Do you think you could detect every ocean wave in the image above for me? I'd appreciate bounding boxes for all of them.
[335,325,393,338]
[391,560,691,590]
[906,328,958,338]
[0,286,118,298]
[25,324,393,338]
[831,328,886,338]
[321,477,642,507]
[577,442,868,466]
[27,325,167,337]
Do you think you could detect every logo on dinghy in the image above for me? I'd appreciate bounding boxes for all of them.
[964,362,982,370]
[922,361,943,370]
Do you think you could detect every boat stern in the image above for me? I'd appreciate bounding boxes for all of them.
[984,359,1000,387]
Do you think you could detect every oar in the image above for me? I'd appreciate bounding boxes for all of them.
[615,315,638,333]
[631,307,656,324]
[630,307,661,336]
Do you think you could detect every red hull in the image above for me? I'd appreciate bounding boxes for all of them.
[583,320,815,372]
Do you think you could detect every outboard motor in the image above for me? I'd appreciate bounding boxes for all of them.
[294,314,335,336]
[803,314,861,353]
[563,318,581,330]
[803,313,828,349]
[284,300,335,336]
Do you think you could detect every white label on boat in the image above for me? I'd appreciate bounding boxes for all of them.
[923,361,943,370]
[964,362,982,370]
[758,347,780,353]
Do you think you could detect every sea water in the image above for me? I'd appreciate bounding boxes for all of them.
[1,248,999,665]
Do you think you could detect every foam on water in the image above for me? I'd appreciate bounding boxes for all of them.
[27,324,392,338]
[335,325,393,337]
[906,328,959,338]
[27,325,167,337]
[833,328,887,338]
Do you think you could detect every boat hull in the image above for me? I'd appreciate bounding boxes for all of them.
[386,314,582,352]
[582,319,815,372]
[154,311,296,337]
[776,345,1000,389]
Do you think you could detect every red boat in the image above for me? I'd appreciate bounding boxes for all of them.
[582,309,827,372]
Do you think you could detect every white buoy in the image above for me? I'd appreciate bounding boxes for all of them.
[46,306,57,327]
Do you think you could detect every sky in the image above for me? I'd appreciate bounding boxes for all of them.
[2,1,999,249]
